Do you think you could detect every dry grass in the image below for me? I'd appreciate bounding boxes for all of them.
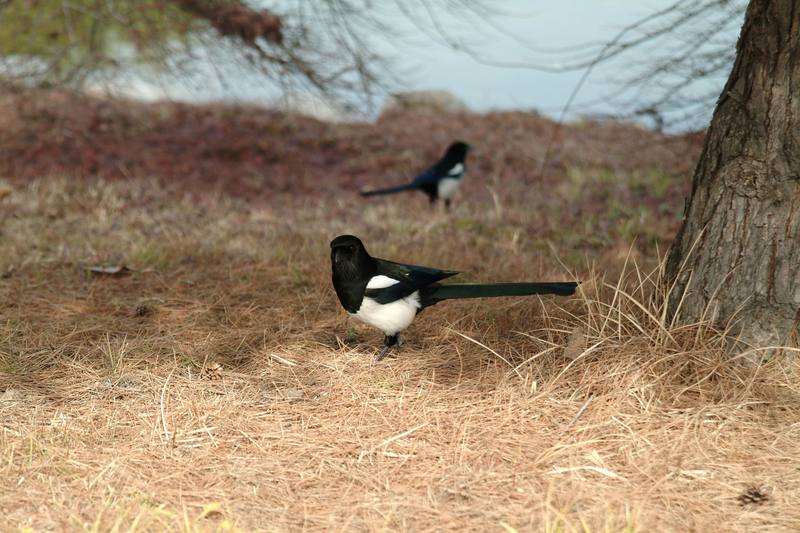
[1,177,799,532]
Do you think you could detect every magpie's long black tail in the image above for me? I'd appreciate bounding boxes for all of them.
[422,282,578,307]
[360,183,417,197]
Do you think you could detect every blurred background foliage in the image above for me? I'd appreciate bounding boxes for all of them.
[0,0,195,86]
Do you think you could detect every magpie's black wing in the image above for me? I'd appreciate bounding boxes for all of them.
[411,167,442,187]
[365,259,458,304]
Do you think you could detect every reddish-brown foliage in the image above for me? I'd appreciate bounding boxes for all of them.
[0,89,703,202]
[171,0,283,44]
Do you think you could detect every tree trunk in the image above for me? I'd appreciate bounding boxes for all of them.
[665,0,800,351]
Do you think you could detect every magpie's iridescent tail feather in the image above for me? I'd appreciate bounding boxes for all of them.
[422,282,578,307]
[360,183,417,197]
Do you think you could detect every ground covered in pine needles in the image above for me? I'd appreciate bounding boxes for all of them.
[1,94,799,532]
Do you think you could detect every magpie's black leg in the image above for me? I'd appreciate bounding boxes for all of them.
[374,334,399,363]
[444,198,452,211]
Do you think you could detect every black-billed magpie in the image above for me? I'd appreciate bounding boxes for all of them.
[360,141,470,209]
[330,235,578,362]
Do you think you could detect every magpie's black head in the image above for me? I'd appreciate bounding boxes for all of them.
[330,234,375,281]
[443,141,471,162]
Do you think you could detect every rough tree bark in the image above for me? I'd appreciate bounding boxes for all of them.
[665,0,799,351]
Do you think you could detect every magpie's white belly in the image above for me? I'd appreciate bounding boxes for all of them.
[437,177,461,199]
[351,291,421,336]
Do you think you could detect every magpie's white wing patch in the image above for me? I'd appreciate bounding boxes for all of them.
[447,162,464,176]
[366,275,400,289]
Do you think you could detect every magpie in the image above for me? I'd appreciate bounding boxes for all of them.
[360,141,470,209]
[330,235,578,362]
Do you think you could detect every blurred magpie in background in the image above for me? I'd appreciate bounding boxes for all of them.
[330,235,578,362]
[360,141,470,209]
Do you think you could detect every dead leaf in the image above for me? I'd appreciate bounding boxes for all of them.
[199,501,224,519]
[203,362,224,380]
[88,265,132,276]
[738,485,771,506]
[0,185,12,200]
[134,303,153,317]
[564,327,588,360]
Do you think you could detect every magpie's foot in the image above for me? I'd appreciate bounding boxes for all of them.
[373,345,392,363]
[373,334,400,364]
